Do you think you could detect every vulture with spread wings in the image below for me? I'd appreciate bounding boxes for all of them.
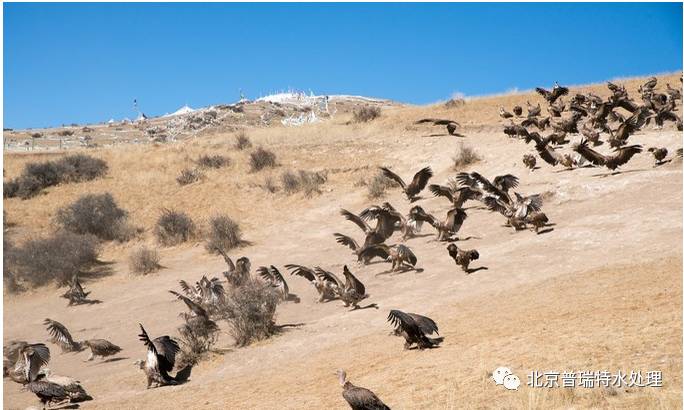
[136,324,192,389]
[573,139,642,170]
[380,166,433,201]
[358,244,417,272]
[409,206,467,241]
[414,118,465,137]
[286,264,338,303]
[257,265,297,302]
[536,82,569,104]
[387,310,443,350]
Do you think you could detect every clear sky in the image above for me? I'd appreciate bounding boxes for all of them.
[3,2,682,129]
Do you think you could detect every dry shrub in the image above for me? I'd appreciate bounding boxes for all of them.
[206,214,244,254]
[196,154,230,169]
[452,144,481,170]
[6,231,100,289]
[154,209,196,246]
[219,277,279,347]
[176,168,204,186]
[352,106,381,123]
[4,154,108,199]
[175,317,220,368]
[249,147,277,172]
[234,131,252,150]
[55,193,132,241]
[280,170,327,196]
[367,172,398,199]
[128,245,161,275]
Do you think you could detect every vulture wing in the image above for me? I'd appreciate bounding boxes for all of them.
[342,265,365,296]
[407,167,433,195]
[333,233,359,252]
[408,313,439,335]
[216,248,236,272]
[484,197,510,216]
[22,344,51,382]
[269,266,289,296]
[493,174,519,192]
[445,208,468,233]
[607,144,643,168]
[340,209,371,233]
[573,139,608,166]
[428,184,454,203]
[169,291,209,319]
[387,310,424,339]
[314,267,345,289]
[358,244,391,262]
[379,167,407,189]
[395,245,417,266]
[43,319,79,350]
[285,264,317,282]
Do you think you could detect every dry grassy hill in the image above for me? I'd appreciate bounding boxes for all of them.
[3,73,682,409]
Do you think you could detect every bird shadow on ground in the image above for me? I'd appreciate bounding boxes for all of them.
[422,133,451,138]
[591,168,649,178]
[536,227,555,235]
[352,303,379,311]
[72,299,104,306]
[447,236,480,242]
[376,267,423,277]
[99,357,129,364]
[284,294,301,304]
[465,266,489,274]
[405,233,433,240]
[276,323,306,331]
[50,404,80,410]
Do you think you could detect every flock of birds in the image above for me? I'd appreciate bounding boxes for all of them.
[4,77,682,410]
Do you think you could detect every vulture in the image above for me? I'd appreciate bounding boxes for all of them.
[525,132,572,167]
[521,116,550,131]
[549,112,582,134]
[665,83,682,101]
[547,98,565,117]
[523,211,550,233]
[257,265,295,302]
[485,192,543,226]
[447,244,480,273]
[580,122,603,146]
[43,319,122,361]
[648,147,668,166]
[340,208,392,246]
[573,139,643,170]
[536,82,569,104]
[136,324,192,388]
[638,76,658,93]
[169,291,219,339]
[218,249,251,287]
[26,376,72,409]
[195,275,226,308]
[43,319,84,353]
[512,105,523,117]
[456,172,518,205]
[61,276,95,306]
[409,206,467,241]
[526,101,541,117]
[414,118,465,137]
[338,265,370,309]
[522,154,537,170]
[499,107,514,119]
[503,122,529,139]
[37,368,93,403]
[6,342,50,385]
[608,109,648,148]
[428,181,481,208]
[646,103,681,129]
[359,203,406,239]
[286,264,338,302]
[358,244,417,272]
[387,310,443,349]
[379,166,433,201]
[336,369,390,410]
[391,313,439,337]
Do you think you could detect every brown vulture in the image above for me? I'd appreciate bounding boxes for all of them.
[665,83,681,101]
[257,265,298,302]
[607,109,648,148]
[535,82,569,104]
[513,105,523,116]
[136,324,192,388]
[409,206,467,241]
[447,244,480,273]
[285,264,338,302]
[338,265,370,309]
[379,166,433,201]
[638,76,658,94]
[36,368,93,403]
[580,123,603,146]
[6,342,50,385]
[359,203,406,239]
[387,310,443,349]
[484,192,543,224]
[43,319,84,353]
[499,107,514,119]
[414,118,465,137]
[647,147,668,166]
[547,98,565,117]
[358,244,417,272]
[522,154,537,170]
[503,122,529,139]
[573,139,642,170]
[428,181,481,208]
[218,249,251,287]
[340,208,392,247]
[526,101,541,117]
[521,116,550,131]
[61,275,95,306]
[336,369,390,410]
[169,290,219,340]
[456,172,518,205]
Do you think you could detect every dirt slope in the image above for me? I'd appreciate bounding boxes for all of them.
[3,74,683,409]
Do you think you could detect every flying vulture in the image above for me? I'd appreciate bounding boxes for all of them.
[536,82,569,104]
[379,166,433,201]
[428,181,481,208]
[573,139,643,170]
[414,118,465,137]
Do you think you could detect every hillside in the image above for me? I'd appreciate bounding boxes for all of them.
[3,73,683,409]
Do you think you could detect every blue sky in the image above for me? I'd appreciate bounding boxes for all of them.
[3,3,682,129]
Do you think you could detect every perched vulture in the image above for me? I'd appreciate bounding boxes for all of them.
[573,139,642,170]
[524,212,550,233]
[379,166,433,201]
[256,265,294,301]
[387,310,443,349]
[26,376,71,408]
[536,82,569,104]
[409,206,467,241]
[358,244,417,272]
[638,76,658,93]
[218,249,251,287]
[485,192,543,226]
[338,265,370,309]
[499,107,514,119]
[285,264,338,302]
[61,276,95,306]
[136,324,192,388]
[526,101,541,117]
[512,105,523,116]
[522,154,537,170]
[665,83,681,101]
[580,123,602,146]
[38,368,93,403]
[83,339,122,361]
[43,319,83,353]
[336,369,390,410]
[414,118,465,137]
[447,244,480,273]
[647,147,668,166]
[503,122,529,139]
